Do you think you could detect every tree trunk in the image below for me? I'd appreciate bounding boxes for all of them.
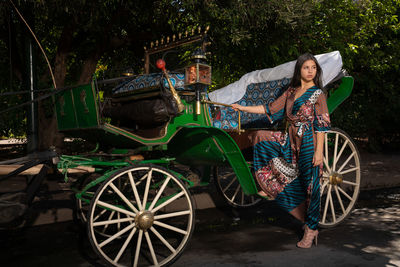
[37,24,75,151]
[78,50,103,85]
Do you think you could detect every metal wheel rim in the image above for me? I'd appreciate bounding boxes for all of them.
[319,129,361,227]
[215,166,261,208]
[88,165,194,267]
[77,185,97,223]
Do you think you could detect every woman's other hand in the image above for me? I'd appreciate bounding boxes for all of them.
[313,150,324,166]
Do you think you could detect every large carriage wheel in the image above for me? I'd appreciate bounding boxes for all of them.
[214,166,261,208]
[87,165,195,267]
[319,128,361,228]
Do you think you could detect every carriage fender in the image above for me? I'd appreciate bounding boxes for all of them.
[168,126,258,195]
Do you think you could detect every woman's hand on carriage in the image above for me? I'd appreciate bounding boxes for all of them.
[231,103,243,111]
[232,104,267,114]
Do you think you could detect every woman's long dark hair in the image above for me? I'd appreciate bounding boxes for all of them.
[289,53,323,89]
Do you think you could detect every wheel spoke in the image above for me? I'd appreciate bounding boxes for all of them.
[150,226,176,253]
[329,188,336,223]
[151,191,185,213]
[129,172,143,211]
[332,133,339,170]
[148,176,171,211]
[142,168,153,210]
[341,180,358,186]
[114,227,137,263]
[98,223,136,248]
[323,159,331,173]
[334,185,346,214]
[153,221,187,235]
[337,152,355,172]
[96,200,136,217]
[337,186,353,201]
[222,177,236,193]
[230,183,241,202]
[117,209,121,231]
[340,166,359,175]
[93,217,134,227]
[109,182,140,214]
[93,208,108,222]
[103,210,115,233]
[154,210,191,220]
[133,230,143,267]
[135,172,149,186]
[324,134,331,173]
[322,184,332,224]
[335,139,349,168]
[144,231,159,266]
[241,190,245,205]
[320,179,329,195]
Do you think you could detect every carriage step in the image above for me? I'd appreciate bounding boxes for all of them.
[0,192,28,224]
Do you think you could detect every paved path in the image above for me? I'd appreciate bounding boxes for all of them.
[176,188,400,267]
[0,187,399,267]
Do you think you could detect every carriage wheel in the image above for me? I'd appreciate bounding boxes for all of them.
[87,165,195,267]
[214,166,261,208]
[76,174,100,223]
[319,128,361,228]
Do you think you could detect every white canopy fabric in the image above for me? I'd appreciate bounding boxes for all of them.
[208,51,343,104]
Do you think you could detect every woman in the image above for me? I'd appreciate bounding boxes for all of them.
[232,53,331,248]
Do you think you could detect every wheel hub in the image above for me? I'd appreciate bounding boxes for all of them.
[329,172,343,185]
[135,211,154,230]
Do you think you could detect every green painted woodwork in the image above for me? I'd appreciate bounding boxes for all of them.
[57,87,213,149]
[327,76,354,114]
[55,83,100,130]
[167,126,257,195]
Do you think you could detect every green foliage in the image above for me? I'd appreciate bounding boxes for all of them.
[164,0,317,87]
[307,0,400,149]
[0,0,399,150]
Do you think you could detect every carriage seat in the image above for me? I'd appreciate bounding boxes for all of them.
[112,72,186,100]
[211,77,290,130]
[103,72,186,138]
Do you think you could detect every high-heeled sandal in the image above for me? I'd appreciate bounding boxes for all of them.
[297,225,318,248]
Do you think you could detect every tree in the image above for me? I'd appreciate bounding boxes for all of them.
[1,0,315,150]
[1,0,399,151]
[307,0,400,150]
[0,0,174,149]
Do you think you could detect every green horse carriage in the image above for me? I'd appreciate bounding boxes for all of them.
[54,32,361,266]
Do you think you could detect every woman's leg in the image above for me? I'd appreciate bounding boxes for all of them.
[295,130,320,229]
[275,177,307,219]
[289,201,306,223]
[304,166,321,230]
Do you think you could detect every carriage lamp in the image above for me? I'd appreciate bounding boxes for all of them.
[122,68,134,76]
[185,49,211,115]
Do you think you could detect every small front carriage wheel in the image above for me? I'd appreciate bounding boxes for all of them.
[214,166,261,208]
[319,128,361,228]
[75,174,100,224]
[87,164,195,267]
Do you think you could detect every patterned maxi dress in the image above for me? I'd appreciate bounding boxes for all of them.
[251,85,331,230]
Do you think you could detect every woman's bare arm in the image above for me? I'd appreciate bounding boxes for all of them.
[231,104,265,114]
[313,132,325,166]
